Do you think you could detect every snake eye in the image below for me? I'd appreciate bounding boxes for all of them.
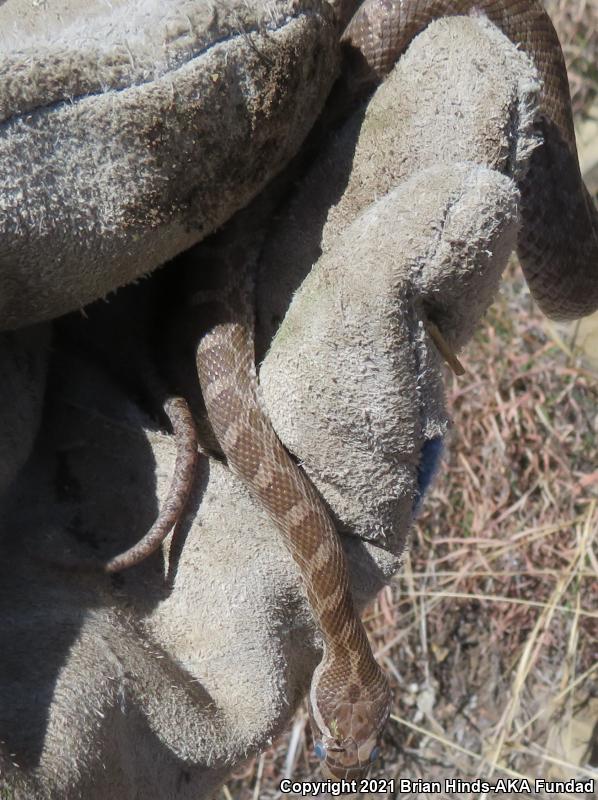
[369,745,381,763]
[314,741,327,760]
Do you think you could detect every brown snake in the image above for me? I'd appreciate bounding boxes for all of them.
[341,0,598,320]
[195,0,598,781]
[42,393,198,574]
[48,0,597,780]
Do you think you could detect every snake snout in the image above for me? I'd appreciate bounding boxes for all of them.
[320,759,371,782]
[314,732,382,781]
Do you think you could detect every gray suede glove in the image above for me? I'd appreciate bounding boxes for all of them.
[0,10,540,800]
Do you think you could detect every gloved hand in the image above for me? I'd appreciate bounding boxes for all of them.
[0,9,539,799]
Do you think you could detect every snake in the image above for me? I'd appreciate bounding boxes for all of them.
[340,0,598,321]
[195,278,391,780]
[42,393,198,574]
[49,0,597,779]
[96,396,198,573]
[193,0,598,782]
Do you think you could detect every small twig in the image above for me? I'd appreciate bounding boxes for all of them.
[424,319,466,375]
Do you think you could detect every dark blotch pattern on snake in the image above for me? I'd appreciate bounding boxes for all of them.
[196,0,598,780]
[47,0,596,778]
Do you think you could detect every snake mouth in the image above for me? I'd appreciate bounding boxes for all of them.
[320,760,372,781]
[318,736,381,782]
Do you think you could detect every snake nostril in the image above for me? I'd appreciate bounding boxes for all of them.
[314,741,327,760]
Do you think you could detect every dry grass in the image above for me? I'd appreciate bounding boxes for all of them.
[222,5,598,797]
[375,265,598,797]
[545,0,598,118]
[223,265,598,800]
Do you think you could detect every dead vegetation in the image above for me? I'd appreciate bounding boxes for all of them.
[222,263,598,800]
[545,0,598,118]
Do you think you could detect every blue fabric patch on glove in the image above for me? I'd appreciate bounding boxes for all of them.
[413,435,444,515]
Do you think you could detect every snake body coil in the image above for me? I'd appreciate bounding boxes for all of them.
[196,0,598,780]
[342,0,598,320]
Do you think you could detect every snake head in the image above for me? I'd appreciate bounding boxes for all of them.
[313,730,382,780]
[308,641,391,778]
[309,695,389,780]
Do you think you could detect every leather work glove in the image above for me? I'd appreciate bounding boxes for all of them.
[0,2,541,797]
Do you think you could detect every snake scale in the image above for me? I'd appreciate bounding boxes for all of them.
[195,0,598,780]
[51,0,598,781]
